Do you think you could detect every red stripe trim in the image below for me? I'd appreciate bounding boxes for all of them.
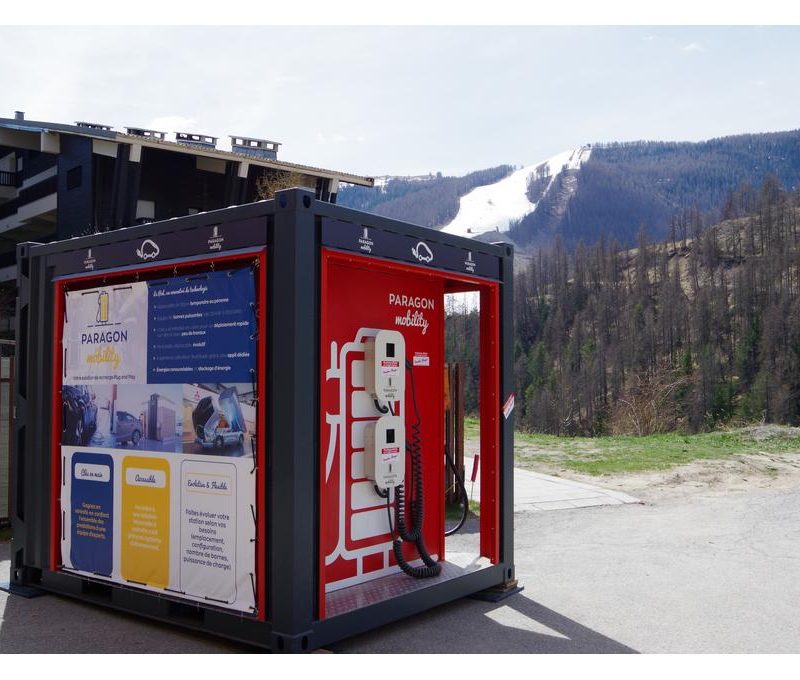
[50,279,65,571]
[479,285,500,562]
[255,251,268,620]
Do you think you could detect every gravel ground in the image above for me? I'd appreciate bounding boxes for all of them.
[3,478,799,653]
[334,486,800,653]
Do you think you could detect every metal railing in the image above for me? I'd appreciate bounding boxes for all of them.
[0,170,17,187]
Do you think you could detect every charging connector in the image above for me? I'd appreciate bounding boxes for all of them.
[366,330,441,579]
[364,415,405,489]
[365,330,405,405]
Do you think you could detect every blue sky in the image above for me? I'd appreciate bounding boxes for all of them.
[2,26,798,177]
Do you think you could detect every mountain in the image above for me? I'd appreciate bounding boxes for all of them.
[336,166,514,228]
[337,129,800,251]
[440,147,590,238]
[447,176,800,434]
[513,130,800,249]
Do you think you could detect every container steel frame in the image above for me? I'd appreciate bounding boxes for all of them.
[11,188,515,651]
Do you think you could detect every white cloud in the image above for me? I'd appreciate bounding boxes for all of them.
[316,131,365,145]
[682,42,705,53]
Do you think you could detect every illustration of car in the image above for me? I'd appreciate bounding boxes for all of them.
[412,241,433,263]
[115,410,142,446]
[192,388,246,450]
[135,239,160,260]
[62,385,98,446]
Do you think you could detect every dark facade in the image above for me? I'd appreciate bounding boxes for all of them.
[0,115,374,298]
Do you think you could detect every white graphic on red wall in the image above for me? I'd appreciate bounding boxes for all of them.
[323,328,402,591]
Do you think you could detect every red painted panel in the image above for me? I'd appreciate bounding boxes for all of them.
[318,251,446,610]
[50,279,65,571]
[479,286,500,562]
[255,251,267,621]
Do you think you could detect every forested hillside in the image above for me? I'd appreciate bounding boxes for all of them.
[337,165,513,227]
[338,130,800,252]
[510,130,800,248]
[447,176,800,435]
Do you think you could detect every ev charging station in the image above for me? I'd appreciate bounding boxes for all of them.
[10,188,516,651]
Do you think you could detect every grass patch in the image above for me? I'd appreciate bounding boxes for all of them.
[463,417,800,475]
[464,416,480,440]
[445,499,480,519]
[0,525,11,542]
[516,429,800,475]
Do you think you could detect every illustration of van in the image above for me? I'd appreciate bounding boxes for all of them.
[192,387,246,450]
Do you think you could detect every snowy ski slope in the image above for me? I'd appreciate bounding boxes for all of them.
[441,146,591,238]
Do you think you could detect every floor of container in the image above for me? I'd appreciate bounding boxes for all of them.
[326,531,488,617]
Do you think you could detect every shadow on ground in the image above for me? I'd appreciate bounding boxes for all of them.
[331,590,637,653]
[1,537,632,653]
[0,542,244,653]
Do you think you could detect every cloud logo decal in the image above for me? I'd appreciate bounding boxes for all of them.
[412,241,433,263]
[136,239,160,260]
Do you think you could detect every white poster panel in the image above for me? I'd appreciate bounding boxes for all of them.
[63,282,148,384]
[179,460,238,603]
[59,268,259,614]
[60,448,256,613]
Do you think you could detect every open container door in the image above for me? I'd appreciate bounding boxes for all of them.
[317,248,502,620]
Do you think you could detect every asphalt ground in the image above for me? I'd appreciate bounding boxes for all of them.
[2,485,798,653]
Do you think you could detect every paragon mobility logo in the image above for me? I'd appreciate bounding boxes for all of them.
[411,241,433,263]
[389,292,433,335]
[136,239,160,260]
[96,290,110,324]
[81,288,127,370]
[464,250,476,274]
[208,225,225,251]
[358,227,374,253]
[83,248,96,271]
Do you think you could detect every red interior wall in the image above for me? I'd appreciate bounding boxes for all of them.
[319,251,446,606]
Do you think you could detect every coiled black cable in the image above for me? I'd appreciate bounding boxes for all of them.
[444,446,469,536]
[384,360,441,578]
[392,536,441,578]
[398,364,468,538]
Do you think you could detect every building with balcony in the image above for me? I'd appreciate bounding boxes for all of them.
[0,112,374,309]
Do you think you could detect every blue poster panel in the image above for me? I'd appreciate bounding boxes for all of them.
[146,268,257,384]
[70,452,114,575]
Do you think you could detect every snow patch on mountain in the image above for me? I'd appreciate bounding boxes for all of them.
[441,146,591,238]
[373,174,440,189]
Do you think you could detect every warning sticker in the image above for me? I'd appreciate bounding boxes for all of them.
[502,393,515,420]
[381,446,400,459]
[413,352,430,367]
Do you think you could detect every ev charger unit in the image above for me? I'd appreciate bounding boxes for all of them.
[10,188,516,651]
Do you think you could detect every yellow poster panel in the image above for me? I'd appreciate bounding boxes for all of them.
[121,456,170,588]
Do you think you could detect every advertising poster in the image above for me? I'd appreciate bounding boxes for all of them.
[70,452,114,575]
[58,266,259,614]
[63,283,149,384]
[121,456,170,588]
[180,460,237,602]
